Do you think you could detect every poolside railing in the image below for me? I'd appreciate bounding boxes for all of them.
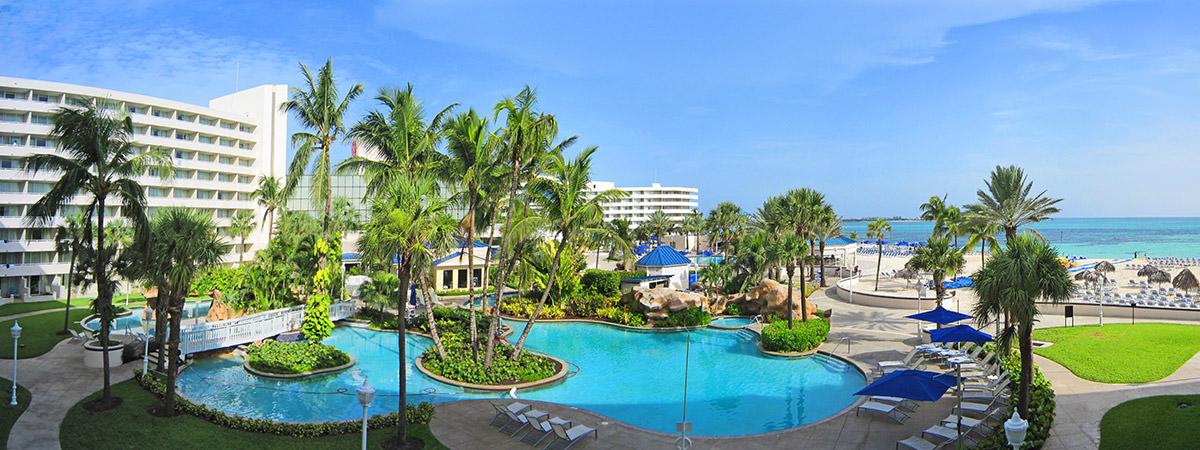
[179,299,357,354]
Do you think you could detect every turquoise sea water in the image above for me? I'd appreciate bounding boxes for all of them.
[177,322,865,436]
[845,218,1200,259]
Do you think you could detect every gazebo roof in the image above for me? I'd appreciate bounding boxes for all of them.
[636,245,691,267]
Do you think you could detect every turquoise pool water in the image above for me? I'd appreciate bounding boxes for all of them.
[84,300,213,333]
[176,321,865,436]
[710,317,754,327]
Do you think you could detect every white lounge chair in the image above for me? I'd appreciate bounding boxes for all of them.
[856,401,911,424]
[877,348,921,371]
[519,415,572,447]
[68,329,93,343]
[896,435,955,450]
[544,421,598,450]
[963,378,1012,403]
[870,396,920,412]
[489,401,530,428]
[942,407,1007,429]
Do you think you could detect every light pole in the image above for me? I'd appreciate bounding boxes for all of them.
[356,376,375,450]
[10,322,21,406]
[141,309,154,374]
[1004,411,1029,450]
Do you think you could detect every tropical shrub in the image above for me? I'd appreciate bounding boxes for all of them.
[579,269,646,297]
[420,335,556,384]
[191,266,246,297]
[655,307,712,328]
[243,341,350,375]
[562,295,619,317]
[724,302,744,316]
[135,371,433,435]
[760,319,830,352]
[595,306,646,327]
[353,306,400,330]
[409,307,493,340]
[301,294,333,344]
[433,286,496,296]
[499,297,565,319]
[970,347,1056,449]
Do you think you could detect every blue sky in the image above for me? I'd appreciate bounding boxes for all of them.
[3,0,1199,218]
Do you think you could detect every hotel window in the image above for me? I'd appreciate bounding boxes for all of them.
[173,189,190,199]
[29,114,49,124]
[236,192,249,201]
[218,191,233,200]
[238,124,253,133]
[238,142,252,150]
[198,153,215,162]
[199,117,215,126]
[175,150,192,160]
[148,187,167,197]
[218,156,233,165]
[151,128,169,138]
[237,159,252,167]
[176,132,192,141]
[197,172,215,181]
[31,138,50,147]
[238,175,251,184]
[0,205,20,217]
[0,112,23,123]
[0,182,18,193]
[218,173,234,182]
[151,109,166,118]
[442,271,453,289]
[196,190,213,199]
[219,138,234,147]
[220,121,235,130]
[127,106,140,114]
[26,182,49,193]
[0,158,17,169]
[216,209,232,218]
[0,91,18,99]
[175,170,193,179]
[177,114,193,122]
[146,168,159,177]
[198,135,215,144]
[0,136,19,146]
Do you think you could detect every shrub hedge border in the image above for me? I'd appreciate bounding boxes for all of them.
[413,351,571,392]
[241,352,357,379]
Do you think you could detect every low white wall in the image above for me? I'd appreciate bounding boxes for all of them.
[1035,302,1200,322]
[833,277,948,310]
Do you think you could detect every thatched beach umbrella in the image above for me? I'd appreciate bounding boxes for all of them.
[1137,265,1160,277]
[1074,270,1100,287]
[1173,269,1199,295]
[896,267,919,288]
[1148,270,1171,288]
[1095,261,1115,284]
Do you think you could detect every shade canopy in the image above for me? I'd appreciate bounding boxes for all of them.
[1148,270,1171,285]
[1173,269,1199,293]
[1137,265,1160,277]
[930,324,993,345]
[1094,260,1116,274]
[1074,270,1099,283]
[906,306,972,325]
[853,369,957,402]
[942,276,974,289]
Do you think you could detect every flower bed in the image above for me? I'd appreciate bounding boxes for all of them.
[243,341,351,376]
[759,319,830,353]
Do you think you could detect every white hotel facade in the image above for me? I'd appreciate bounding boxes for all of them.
[0,76,287,300]
[587,181,700,226]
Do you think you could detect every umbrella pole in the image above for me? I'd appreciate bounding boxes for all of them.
[957,363,963,449]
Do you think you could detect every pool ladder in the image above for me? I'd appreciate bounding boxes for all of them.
[829,337,851,355]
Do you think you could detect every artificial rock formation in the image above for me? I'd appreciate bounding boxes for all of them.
[740,279,819,319]
[204,289,245,322]
[625,287,709,320]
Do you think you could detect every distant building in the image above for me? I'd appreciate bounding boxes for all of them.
[587,181,699,226]
[632,245,692,291]
[0,76,287,300]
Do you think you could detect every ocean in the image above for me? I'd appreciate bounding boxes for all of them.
[843,218,1200,260]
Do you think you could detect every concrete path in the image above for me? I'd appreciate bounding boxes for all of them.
[0,332,136,450]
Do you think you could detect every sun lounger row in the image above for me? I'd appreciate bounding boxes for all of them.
[896,394,1010,450]
[491,402,598,450]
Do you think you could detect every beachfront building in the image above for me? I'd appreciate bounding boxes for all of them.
[432,238,495,292]
[633,245,692,290]
[587,181,699,227]
[0,76,287,300]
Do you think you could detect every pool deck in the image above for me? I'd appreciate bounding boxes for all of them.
[429,286,1200,449]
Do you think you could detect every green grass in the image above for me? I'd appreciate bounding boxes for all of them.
[61,380,446,450]
[1032,323,1200,383]
[0,308,93,359]
[1101,394,1200,449]
[0,294,150,318]
[0,377,30,446]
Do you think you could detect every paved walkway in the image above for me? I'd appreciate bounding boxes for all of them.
[429,286,1200,450]
[0,307,138,450]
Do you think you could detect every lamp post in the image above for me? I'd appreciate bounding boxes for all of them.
[356,376,375,450]
[10,322,21,406]
[141,309,154,374]
[1004,411,1029,450]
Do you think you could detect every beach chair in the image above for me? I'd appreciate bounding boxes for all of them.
[964,370,1008,389]
[856,401,911,424]
[869,396,920,412]
[877,348,921,371]
[489,401,530,428]
[544,421,598,450]
[942,407,1008,430]
[519,414,571,446]
[896,435,956,450]
[498,406,545,436]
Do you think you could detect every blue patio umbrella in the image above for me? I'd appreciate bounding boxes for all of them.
[929,324,993,345]
[905,306,972,325]
[853,369,957,402]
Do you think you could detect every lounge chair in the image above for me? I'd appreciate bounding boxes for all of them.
[964,370,1008,389]
[489,402,530,428]
[963,379,1012,404]
[896,435,956,450]
[856,401,910,424]
[870,396,920,412]
[68,329,93,343]
[941,407,1007,429]
[544,421,598,450]
[877,348,921,371]
[519,415,572,447]
[499,406,546,436]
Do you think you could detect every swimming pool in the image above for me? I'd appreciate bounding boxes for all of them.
[84,300,213,333]
[709,316,755,327]
[176,320,865,436]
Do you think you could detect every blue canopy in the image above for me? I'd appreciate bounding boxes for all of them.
[905,306,972,325]
[636,245,692,267]
[853,369,957,402]
[942,276,975,289]
[698,250,715,256]
[929,324,993,345]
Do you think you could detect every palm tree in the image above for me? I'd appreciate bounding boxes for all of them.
[972,234,1073,420]
[644,210,676,243]
[781,188,828,320]
[25,100,172,406]
[227,210,256,264]
[510,147,626,360]
[127,208,229,415]
[252,176,288,241]
[867,218,891,291]
[358,173,453,446]
[813,212,844,287]
[906,237,966,315]
[729,229,772,292]
[338,84,457,196]
[282,59,363,268]
[768,233,808,328]
[53,213,87,335]
[943,206,965,249]
[965,165,1063,242]
[963,217,1000,266]
[919,194,951,236]
[604,218,635,265]
[444,108,501,361]
[707,201,744,255]
[681,211,705,252]
[697,261,734,298]
[485,86,566,368]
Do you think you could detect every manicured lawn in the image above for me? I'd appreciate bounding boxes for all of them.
[61,380,446,450]
[1101,394,1200,449]
[1032,323,1200,383]
[0,308,93,359]
[0,294,149,318]
[0,377,31,446]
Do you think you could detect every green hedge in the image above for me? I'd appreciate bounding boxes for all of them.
[579,270,645,297]
[434,286,496,296]
[655,307,711,328]
[134,371,433,436]
[352,306,400,330]
[724,303,744,316]
[760,319,830,352]
[191,266,245,297]
[243,341,350,375]
[970,347,1056,449]
[420,334,557,385]
[409,308,494,340]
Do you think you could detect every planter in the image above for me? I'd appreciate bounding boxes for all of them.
[83,340,125,368]
[243,355,356,379]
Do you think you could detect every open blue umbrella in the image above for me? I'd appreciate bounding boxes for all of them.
[905,306,971,325]
[929,324,993,345]
[853,369,957,401]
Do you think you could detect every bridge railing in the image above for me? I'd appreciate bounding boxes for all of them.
[179,299,357,354]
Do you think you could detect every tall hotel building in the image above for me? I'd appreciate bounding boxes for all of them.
[0,76,287,299]
[587,181,700,226]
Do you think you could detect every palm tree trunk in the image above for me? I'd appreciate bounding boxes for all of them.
[465,204,479,362]
[485,160,521,368]
[1018,327,1033,419]
[268,208,276,241]
[97,197,112,401]
[511,233,568,361]
[163,300,183,414]
[981,241,986,266]
[155,296,168,371]
[239,235,246,264]
[419,272,447,359]
[809,240,817,282]
[786,265,795,329]
[874,241,883,291]
[799,257,809,323]
[61,252,75,334]
[395,259,411,444]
